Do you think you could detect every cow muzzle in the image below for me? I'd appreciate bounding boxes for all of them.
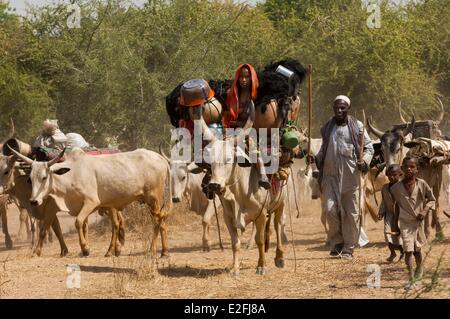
[208,183,225,195]
[30,200,39,206]
[172,197,181,203]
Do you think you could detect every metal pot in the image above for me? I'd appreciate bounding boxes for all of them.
[179,79,214,107]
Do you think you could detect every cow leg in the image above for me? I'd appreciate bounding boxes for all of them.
[150,216,161,258]
[34,211,56,257]
[1,204,13,250]
[274,206,285,268]
[159,215,169,258]
[246,223,256,250]
[424,210,431,239]
[105,208,121,257]
[202,203,214,252]
[17,208,28,241]
[39,220,48,244]
[48,225,54,243]
[280,212,289,245]
[83,220,88,244]
[75,203,97,257]
[30,215,36,247]
[26,211,32,240]
[432,202,444,241]
[223,211,241,276]
[320,199,329,245]
[51,217,68,257]
[202,220,210,252]
[254,210,267,275]
[118,211,125,246]
[264,213,271,253]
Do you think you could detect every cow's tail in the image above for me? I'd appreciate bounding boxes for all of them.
[162,160,173,215]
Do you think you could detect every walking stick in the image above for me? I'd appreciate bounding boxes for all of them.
[357,110,366,244]
[305,64,313,175]
[213,195,224,251]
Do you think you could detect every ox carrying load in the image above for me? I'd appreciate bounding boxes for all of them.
[164,59,308,189]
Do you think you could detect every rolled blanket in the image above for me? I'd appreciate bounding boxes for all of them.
[406,137,449,159]
[35,146,120,162]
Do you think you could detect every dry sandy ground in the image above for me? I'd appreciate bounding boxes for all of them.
[0,193,448,299]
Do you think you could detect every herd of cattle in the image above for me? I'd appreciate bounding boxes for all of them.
[0,100,449,275]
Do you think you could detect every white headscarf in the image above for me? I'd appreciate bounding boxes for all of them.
[334,95,350,106]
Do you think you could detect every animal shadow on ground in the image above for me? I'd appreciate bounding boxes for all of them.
[0,242,30,252]
[158,265,228,278]
[79,265,138,275]
[126,243,226,257]
[365,241,389,249]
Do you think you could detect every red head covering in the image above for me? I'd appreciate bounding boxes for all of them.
[224,64,259,128]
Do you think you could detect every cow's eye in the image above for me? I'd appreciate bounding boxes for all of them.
[181,176,186,181]
[42,176,47,181]
[4,171,8,175]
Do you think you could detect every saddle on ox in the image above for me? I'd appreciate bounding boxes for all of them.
[3,138,120,163]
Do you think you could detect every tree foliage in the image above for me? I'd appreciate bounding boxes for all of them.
[0,0,448,144]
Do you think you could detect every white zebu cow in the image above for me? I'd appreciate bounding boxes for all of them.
[165,157,218,252]
[0,153,127,257]
[10,147,172,258]
[160,147,289,252]
[193,102,289,276]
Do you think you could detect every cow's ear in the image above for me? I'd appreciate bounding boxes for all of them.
[187,162,203,174]
[52,167,71,175]
[372,143,381,152]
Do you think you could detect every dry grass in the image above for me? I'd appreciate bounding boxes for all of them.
[0,191,449,298]
[0,256,11,297]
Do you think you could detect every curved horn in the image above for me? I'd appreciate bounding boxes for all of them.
[7,145,33,165]
[158,141,170,163]
[398,101,407,124]
[366,118,384,139]
[436,97,444,124]
[47,148,66,167]
[9,118,15,138]
[403,115,415,136]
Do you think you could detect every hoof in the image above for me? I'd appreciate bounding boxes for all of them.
[160,252,170,259]
[256,266,267,275]
[34,249,42,257]
[434,232,445,242]
[202,246,211,252]
[230,269,240,277]
[105,251,112,257]
[115,247,121,257]
[60,248,69,257]
[119,231,125,245]
[82,248,90,257]
[275,258,285,268]
[5,237,13,250]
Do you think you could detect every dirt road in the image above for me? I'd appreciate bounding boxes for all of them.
[1,190,448,299]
